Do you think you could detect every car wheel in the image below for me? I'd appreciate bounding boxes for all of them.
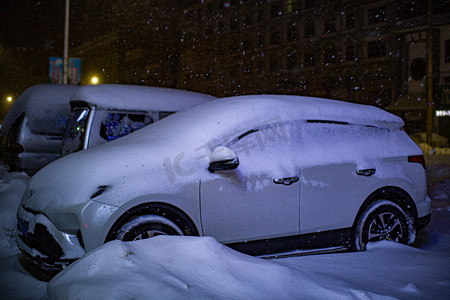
[354,200,412,251]
[115,215,184,241]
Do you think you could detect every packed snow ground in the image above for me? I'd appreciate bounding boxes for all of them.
[0,156,449,300]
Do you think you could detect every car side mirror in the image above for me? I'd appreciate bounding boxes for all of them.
[208,146,239,173]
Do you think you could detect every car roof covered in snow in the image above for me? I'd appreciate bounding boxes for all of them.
[155,94,404,133]
[1,84,79,134]
[247,94,404,129]
[113,94,406,153]
[69,84,217,111]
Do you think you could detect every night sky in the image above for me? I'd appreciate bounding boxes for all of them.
[1,0,64,117]
[0,0,114,119]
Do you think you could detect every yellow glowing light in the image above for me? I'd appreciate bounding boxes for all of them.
[91,77,99,84]
[7,96,12,102]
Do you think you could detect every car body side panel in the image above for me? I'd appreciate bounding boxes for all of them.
[78,200,125,252]
[201,174,300,243]
[400,159,429,217]
[299,163,374,234]
[14,116,63,174]
[300,157,428,234]
[79,182,202,252]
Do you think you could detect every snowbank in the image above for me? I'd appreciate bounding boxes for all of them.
[46,233,450,300]
[48,236,357,299]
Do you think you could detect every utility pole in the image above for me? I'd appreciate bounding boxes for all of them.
[426,0,434,146]
[63,0,70,84]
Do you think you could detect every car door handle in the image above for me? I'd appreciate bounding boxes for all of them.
[356,169,376,176]
[273,176,299,185]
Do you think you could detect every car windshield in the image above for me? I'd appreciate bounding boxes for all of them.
[61,107,90,156]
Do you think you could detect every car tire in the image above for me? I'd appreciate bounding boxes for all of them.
[115,215,184,241]
[354,200,412,251]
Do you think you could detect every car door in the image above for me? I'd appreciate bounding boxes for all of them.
[200,122,300,244]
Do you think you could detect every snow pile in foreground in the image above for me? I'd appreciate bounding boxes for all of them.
[47,234,450,300]
[46,236,376,300]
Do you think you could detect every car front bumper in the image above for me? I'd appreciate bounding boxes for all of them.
[16,205,86,271]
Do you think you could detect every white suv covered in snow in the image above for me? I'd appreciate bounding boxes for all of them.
[16,95,431,274]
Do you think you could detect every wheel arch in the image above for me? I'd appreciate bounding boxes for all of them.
[353,186,418,229]
[105,202,199,243]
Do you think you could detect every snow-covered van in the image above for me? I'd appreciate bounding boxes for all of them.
[1,84,79,175]
[61,84,216,156]
[17,95,431,275]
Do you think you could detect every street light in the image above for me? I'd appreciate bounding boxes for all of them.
[6,96,12,102]
[91,77,99,84]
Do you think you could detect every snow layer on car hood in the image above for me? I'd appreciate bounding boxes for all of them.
[24,95,421,211]
[1,84,79,134]
[69,84,216,111]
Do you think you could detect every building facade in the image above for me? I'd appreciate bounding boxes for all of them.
[70,0,450,139]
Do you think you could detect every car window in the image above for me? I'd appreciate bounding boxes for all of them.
[231,124,289,155]
[100,112,153,141]
[226,121,292,176]
[61,107,90,156]
[28,107,70,136]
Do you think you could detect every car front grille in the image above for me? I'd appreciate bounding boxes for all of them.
[17,219,63,261]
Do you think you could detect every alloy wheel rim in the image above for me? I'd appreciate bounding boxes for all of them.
[367,212,403,242]
[133,230,169,240]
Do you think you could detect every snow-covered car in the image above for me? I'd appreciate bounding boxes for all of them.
[16,95,431,273]
[1,84,79,175]
[61,84,216,156]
